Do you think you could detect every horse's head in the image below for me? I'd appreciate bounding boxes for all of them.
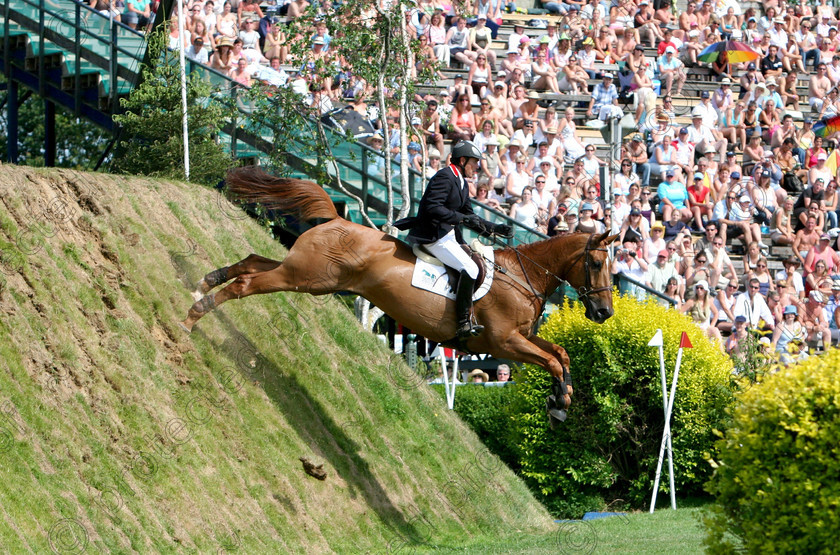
[572,232,620,324]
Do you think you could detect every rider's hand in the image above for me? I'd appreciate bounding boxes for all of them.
[493,223,514,238]
[461,214,482,230]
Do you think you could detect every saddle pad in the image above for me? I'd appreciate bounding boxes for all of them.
[410,243,494,301]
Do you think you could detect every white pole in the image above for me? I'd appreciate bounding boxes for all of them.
[655,333,677,510]
[177,0,190,180]
[440,350,450,406]
[650,338,686,513]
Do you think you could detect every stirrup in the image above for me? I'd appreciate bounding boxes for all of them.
[456,320,484,338]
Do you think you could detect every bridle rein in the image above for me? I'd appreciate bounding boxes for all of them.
[490,233,611,303]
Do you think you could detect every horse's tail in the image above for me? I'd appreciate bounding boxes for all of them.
[225,166,340,222]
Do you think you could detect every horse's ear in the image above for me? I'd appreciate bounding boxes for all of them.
[596,231,620,246]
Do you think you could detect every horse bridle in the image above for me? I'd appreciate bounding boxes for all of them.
[487,234,610,302]
[569,234,612,301]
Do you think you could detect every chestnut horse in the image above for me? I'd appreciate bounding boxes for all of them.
[182,167,618,426]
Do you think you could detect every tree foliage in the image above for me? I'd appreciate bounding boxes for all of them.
[111,27,233,186]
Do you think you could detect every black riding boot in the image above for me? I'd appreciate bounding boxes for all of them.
[455,270,484,339]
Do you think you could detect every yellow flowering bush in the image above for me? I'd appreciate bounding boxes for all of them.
[704,348,840,553]
[508,295,735,517]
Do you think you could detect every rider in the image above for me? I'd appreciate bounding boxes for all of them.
[395,140,513,339]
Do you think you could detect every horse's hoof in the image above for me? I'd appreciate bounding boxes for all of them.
[547,408,567,429]
[178,321,192,334]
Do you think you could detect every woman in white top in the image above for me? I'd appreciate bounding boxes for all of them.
[809,154,833,188]
[216,2,237,39]
[510,186,541,229]
[505,155,531,200]
[466,53,493,99]
[614,158,640,196]
[557,107,586,164]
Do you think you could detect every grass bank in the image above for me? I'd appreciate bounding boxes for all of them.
[0,165,554,552]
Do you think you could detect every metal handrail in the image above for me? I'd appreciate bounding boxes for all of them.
[3,0,547,245]
[614,274,678,306]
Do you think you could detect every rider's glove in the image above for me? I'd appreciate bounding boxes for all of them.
[492,223,514,238]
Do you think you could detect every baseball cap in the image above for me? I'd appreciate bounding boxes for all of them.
[632,133,643,141]
[580,202,595,212]
[411,116,421,125]
[695,279,709,290]
[665,168,675,177]
[821,233,831,240]
[603,72,614,78]
[818,152,828,160]
[694,172,703,179]
[747,62,756,70]
[658,249,669,258]
[739,195,751,203]
[734,315,748,323]
[439,89,450,96]
[783,305,798,315]
[732,171,741,179]
[679,127,688,134]
[630,208,641,216]
[761,169,771,178]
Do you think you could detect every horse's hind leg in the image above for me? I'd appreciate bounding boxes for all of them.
[181,254,322,332]
[192,254,282,300]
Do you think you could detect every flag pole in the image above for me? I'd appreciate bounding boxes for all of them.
[177,0,190,180]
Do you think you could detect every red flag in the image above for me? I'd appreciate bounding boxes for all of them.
[679,332,693,349]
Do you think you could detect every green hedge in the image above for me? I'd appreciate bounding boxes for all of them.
[507,295,735,517]
[431,384,519,466]
[704,349,840,553]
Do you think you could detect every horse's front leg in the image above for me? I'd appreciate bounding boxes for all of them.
[528,336,573,397]
[490,333,571,427]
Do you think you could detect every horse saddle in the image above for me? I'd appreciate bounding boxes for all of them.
[410,240,494,301]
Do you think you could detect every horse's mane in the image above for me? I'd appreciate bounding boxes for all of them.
[225,166,340,222]
[509,232,588,261]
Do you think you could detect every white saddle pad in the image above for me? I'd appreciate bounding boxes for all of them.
[410,240,494,301]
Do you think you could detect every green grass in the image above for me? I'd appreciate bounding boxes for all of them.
[419,499,711,554]
[0,165,556,553]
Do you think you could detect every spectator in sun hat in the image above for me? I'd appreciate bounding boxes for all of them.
[468,369,490,383]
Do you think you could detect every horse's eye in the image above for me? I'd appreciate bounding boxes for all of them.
[592,260,603,271]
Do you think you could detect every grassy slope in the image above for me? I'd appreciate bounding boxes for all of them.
[0,165,554,553]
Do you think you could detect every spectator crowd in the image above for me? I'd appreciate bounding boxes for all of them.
[145,0,840,357]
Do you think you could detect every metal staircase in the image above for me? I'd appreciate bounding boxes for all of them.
[2,0,544,245]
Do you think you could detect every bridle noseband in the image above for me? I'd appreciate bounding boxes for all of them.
[568,234,611,301]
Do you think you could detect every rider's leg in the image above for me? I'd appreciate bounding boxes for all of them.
[422,231,483,337]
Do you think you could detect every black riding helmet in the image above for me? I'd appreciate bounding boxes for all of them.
[451,141,482,167]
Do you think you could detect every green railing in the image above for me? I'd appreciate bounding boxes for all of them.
[3,0,547,245]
